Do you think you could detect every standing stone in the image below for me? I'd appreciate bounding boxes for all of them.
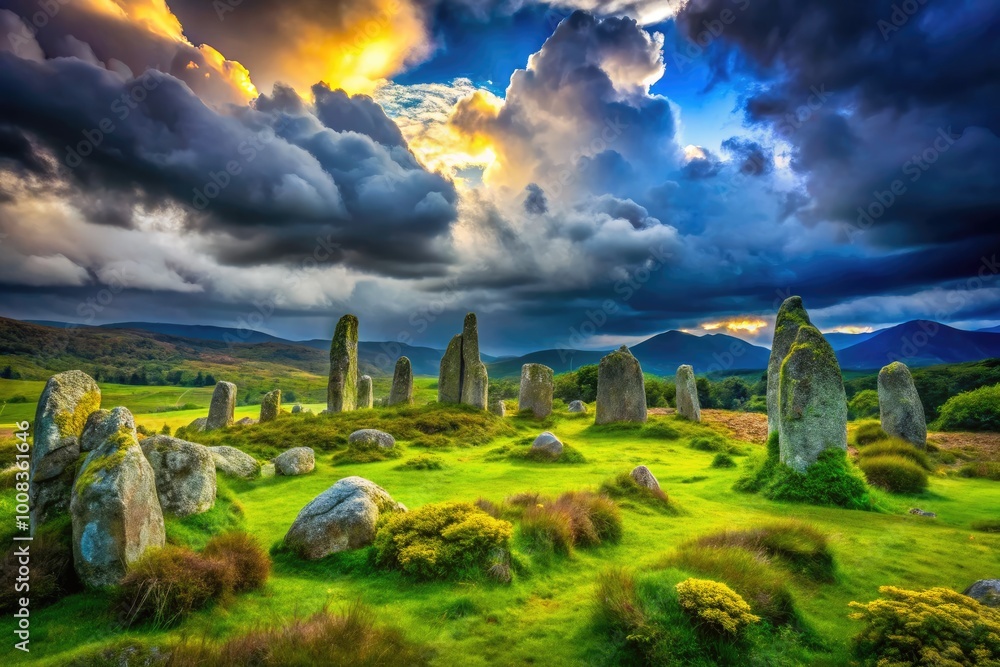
[388,357,414,406]
[490,400,506,417]
[596,346,647,424]
[71,408,165,587]
[519,364,554,418]
[675,365,701,422]
[140,435,217,517]
[630,465,661,492]
[438,334,463,404]
[259,389,281,423]
[878,362,927,449]
[357,375,374,409]
[460,313,489,409]
[206,381,237,430]
[568,400,587,413]
[768,296,812,435]
[777,325,848,472]
[327,314,359,413]
[30,370,101,533]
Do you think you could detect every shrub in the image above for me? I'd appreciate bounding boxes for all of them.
[201,531,270,593]
[849,586,1000,666]
[689,521,834,582]
[599,471,671,507]
[690,435,729,452]
[848,390,880,420]
[859,438,931,470]
[958,461,1000,481]
[934,383,1000,431]
[859,455,929,494]
[517,491,622,555]
[594,568,647,636]
[853,421,888,447]
[485,442,586,464]
[0,517,77,613]
[675,578,760,636]
[711,453,737,469]
[397,454,445,470]
[373,502,513,580]
[520,505,575,555]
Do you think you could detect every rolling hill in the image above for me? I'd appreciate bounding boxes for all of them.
[836,320,1000,370]
[823,330,881,350]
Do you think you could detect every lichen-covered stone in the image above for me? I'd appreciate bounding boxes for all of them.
[878,362,927,449]
[274,447,315,476]
[235,417,257,426]
[767,296,812,435]
[348,429,395,450]
[206,381,237,431]
[71,408,165,587]
[140,435,216,517]
[81,409,113,452]
[30,370,101,532]
[187,417,208,432]
[327,314,359,413]
[777,325,848,472]
[461,313,489,409]
[568,400,587,413]
[596,346,647,424]
[388,356,414,406]
[259,389,281,423]
[357,375,374,409]
[519,363,554,418]
[963,579,1000,607]
[630,465,661,492]
[490,399,506,416]
[531,431,563,457]
[438,334,463,404]
[675,365,701,422]
[284,476,406,559]
[209,445,260,479]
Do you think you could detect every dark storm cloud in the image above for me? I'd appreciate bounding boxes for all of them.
[523,183,548,214]
[720,137,772,176]
[312,84,408,148]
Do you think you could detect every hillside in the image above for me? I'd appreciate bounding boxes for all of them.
[836,320,1000,370]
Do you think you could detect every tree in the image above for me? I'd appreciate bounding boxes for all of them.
[204,373,217,386]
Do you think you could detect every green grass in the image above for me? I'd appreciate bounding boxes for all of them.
[2,391,1000,665]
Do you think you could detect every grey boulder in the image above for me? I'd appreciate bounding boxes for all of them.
[531,431,563,457]
[209,445,261,479]
[140,435,216,517]
[630,465,661,492]
[348,429,396,450]
[568,400,587,413]
[963,579,1000,607]
[274,447,315,476]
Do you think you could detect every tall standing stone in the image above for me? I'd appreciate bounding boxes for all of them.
[461,313,489,409]
[259,389,281,423]
[71,408,165,587]
[389,357,414,405]
[596,346,647,424]
[777,325,848,472]
[519,363,554,418]
[358,375,374,409]
[206,381,237,430]
[878,362,927,449]
[438,335,463,404]
[767,296,812,436]
[29,370,101,533]
[675,365,701,422]
[328,314,359,412]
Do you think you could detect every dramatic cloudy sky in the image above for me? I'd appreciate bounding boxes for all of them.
[0,0,997,353]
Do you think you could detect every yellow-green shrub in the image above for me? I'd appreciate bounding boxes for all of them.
[849,585,1000,666]
[859,455,928,494]
[676,578,760,636]
[853,420,888,447]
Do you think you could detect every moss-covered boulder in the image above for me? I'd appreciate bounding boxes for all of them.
[388,356,414,406]
[596,345,647,424]
[675,364,701,422]
[519,363,554,418]
[71,408,165,587]
[209,445,260,479]
[140,435,216,517]
[767,296,812,436]
[878,362,927,449]
[274,447,315,476]
[30,370,101,533]
[778,325,848,472]
[206,381,237,431]
[259,389,281,423]
[327,314,359,413]
[357,375,374,409]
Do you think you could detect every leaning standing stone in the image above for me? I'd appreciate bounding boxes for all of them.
[767,296,812,436]
[259,389,281,423]
[388,357,414,405]
[274,447,315,476]
[328,314,359,412]
[438,334,463,404]
[460,313,489,409]
[877,362,927,449]
[675,365,701,422]
[357,375,374,409]
[206,381,237,430]
[519,363,554,418]
[596,346,647,424]
[140,435,217,517]
[30,370,101,532]
[71,408,165,587]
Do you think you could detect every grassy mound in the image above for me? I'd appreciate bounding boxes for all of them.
[859,455,929,494]
[484,439,586,463]
[958,461,1000,481]
[598,471,675,512]
[510,491,622,556]
[858,438,931,469]
[852,421,888,447]
[396,454,445,470]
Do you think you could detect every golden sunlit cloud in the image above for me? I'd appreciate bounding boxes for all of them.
[683,145,708,161]
[826,325,874,334]
[700,318,769,334]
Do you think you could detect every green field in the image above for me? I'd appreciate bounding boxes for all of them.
[1,376,998,665]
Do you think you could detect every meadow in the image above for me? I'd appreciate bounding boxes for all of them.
[1,377,998,665]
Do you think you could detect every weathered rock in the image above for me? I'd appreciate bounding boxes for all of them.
[908,508,937,517]
[596,346,647,424]
[235,417,257,426]
[531,431,563,457]
[284,476,406,559]
[438,334,464,404]
[388,356,414,405]
[274,447,315,476]
[140,435,216,517]
[209,445,260,479]
[777,325,848,472]
[81,409,112,452]
[187,417,208,432]
[568,400,587,413]
[206,381,237,430]
[71,408,165,587]
[30,370,102,532]
[519,363,554,418]
[291,404,304,414]
[327,314,359,413]
[675,365,701,422]
[357,375,374,409]
[963,579,1000,607]
[259,389,281,423]
[767,296,812,435]
[348,429,396,450]
[630,465,661,492]
[878,362,927,449]
[490,399,506,417]
[461,313,489,409]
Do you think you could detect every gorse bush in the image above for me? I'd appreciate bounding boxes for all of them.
[515,491,622,555]
[853,420,888,447]
[675,578,760,636]
[849,586,1000,666]
[373,502,513,580]
[859,455,929,494]
[859,438,931,470]
[933,383,1000,432]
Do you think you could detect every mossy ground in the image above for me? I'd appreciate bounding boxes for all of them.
[2,377,999,665]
